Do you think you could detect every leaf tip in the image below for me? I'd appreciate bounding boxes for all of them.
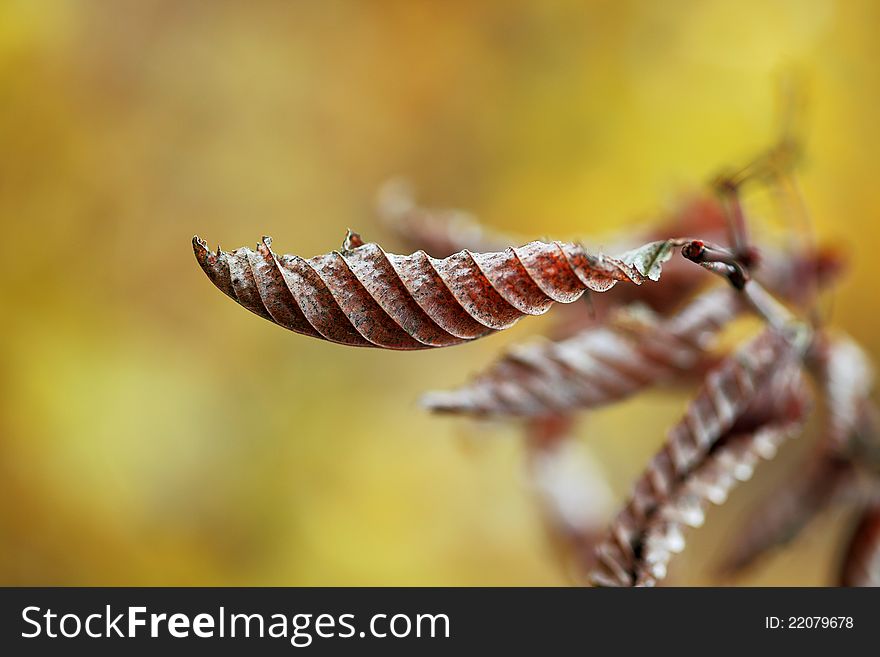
[343,229,365,251]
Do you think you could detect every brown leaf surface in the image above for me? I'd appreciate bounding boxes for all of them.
[193,233,673,350]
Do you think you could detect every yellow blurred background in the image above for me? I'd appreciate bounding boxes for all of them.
[2,0,878,585]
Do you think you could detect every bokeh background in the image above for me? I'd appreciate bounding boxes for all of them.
[2,0,878,585]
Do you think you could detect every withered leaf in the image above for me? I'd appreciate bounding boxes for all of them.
[637,410,807,586]
[719,332,876,575]
[421,287,741,416]
[193,233,674,350]
[590,329,808,587]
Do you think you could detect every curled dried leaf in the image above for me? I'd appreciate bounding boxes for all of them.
[422,287,740,416]
[636,406,807,586]
[590,328,808,587]
[839,504,880,587]
[193,233,673,350]
[720,332,876,575]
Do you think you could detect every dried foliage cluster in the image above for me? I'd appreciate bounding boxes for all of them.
[194,134,879,586]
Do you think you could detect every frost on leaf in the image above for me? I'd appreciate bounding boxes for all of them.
[590,329,808,587]
[421,287,740,417]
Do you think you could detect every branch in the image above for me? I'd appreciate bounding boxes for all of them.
[681,239,802,332]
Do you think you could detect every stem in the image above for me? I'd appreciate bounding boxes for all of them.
[681,240,800,332]
[740,279,796,330]
[680,240,749,290]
